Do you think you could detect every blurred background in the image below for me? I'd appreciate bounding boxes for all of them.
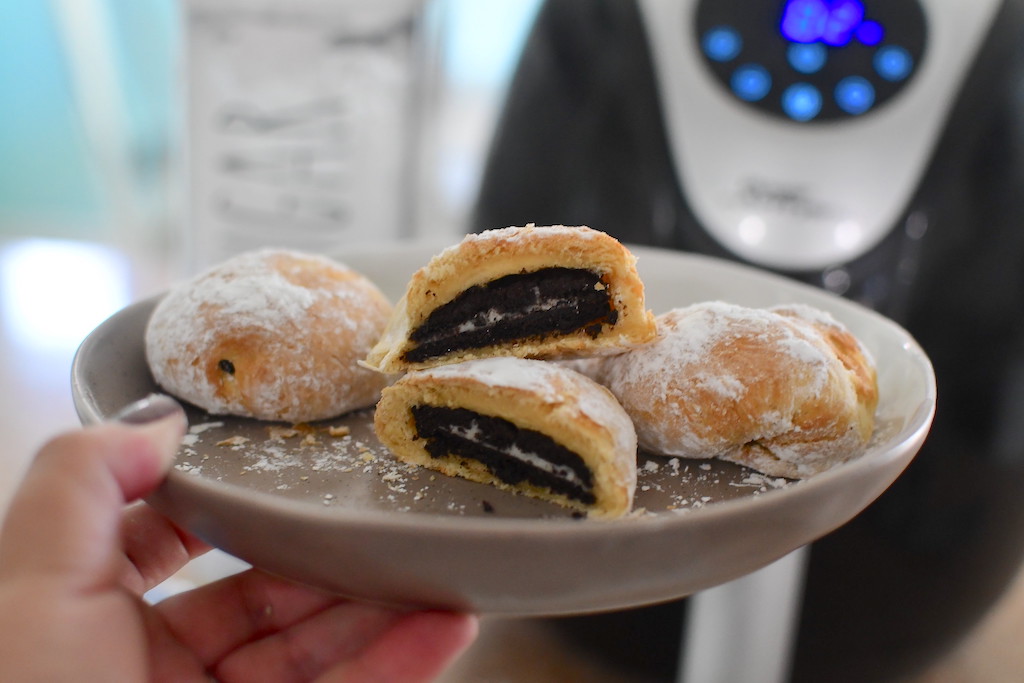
[2,1,1024,681]
[0,0,537,498]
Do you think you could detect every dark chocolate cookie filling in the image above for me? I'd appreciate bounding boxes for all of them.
[411,404,596,505]
[404,267,617,363]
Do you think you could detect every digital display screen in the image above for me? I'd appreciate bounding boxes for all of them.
[780,0,883,47]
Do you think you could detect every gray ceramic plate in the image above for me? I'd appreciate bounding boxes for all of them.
[71,242,935,616]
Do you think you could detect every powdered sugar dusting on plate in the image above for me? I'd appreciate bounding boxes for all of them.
[169,404,798,519]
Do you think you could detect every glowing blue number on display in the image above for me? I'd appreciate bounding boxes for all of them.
[780,0,871,47]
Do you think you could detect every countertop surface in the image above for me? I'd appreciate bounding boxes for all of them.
[0,237,1019,682]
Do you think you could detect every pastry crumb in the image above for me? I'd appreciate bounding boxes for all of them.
[268,426,300,440]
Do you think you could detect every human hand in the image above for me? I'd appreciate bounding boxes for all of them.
[0,395,477,682]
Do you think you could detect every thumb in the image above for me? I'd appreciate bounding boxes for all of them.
[0,395,186,588]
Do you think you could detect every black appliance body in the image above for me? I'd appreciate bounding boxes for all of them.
[473,1,1024,681]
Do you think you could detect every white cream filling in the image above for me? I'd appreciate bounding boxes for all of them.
[456,286,562,334]
[445,420,587,488]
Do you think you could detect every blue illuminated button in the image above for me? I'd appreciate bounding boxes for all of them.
[731,64,772,102]
[787,42,827,74]
[856,19,884,46]
[703,26,742,62]
[782,83,823,121]
[874,45,914,81]
[835,76,875,115]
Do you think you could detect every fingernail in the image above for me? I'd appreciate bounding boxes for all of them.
[114,394,186,426]
[114,395,188,467]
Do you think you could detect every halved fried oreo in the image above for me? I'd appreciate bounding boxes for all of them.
[373,357,638,518]
[363,225,656,373]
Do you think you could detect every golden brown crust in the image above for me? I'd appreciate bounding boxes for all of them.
[373,357,638,518]
[364,225,657,373]
[145,249,392,422]
[600,302,878,479]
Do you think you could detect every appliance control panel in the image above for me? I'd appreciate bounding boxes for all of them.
[696,0,926,122]
[638,0,1002,270]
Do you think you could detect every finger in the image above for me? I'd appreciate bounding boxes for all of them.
[138,595,216,682]
[320,611,479,683]
[155,568,347,666]
[119,502,212,595]
[0,396,185,588]
[211,602,402,683]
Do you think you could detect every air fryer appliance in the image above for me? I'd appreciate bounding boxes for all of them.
[473,1,1024,681]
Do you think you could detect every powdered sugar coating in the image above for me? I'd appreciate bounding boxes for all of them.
[425,226,597,277]
[145,249,392,422]
[609,301,831,398]
[430,226,606,277]
[770,302,877,367]
[452,224,600,251]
